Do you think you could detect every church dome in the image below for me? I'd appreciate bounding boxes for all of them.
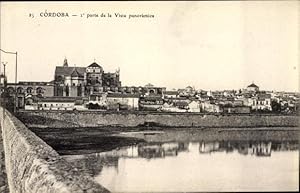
[247,83,259,88]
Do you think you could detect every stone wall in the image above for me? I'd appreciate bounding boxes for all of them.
[0,108,109,193]
[0,123,8,193]
[17,110,300,128]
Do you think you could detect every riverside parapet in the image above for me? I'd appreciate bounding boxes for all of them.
[0,124,8,193]
[16,110,300,128]
[0,107,109,193]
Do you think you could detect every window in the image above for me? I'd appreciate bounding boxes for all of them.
[36,87,43,94]
[66,86,69,96]
[17,87,23,94]
[149,90,155,94]
[27,87,33,94]
[26,98,33,105]
[56,76,63,82]
[91,96,96,101]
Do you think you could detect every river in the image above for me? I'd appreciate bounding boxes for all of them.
[58,128,299,192]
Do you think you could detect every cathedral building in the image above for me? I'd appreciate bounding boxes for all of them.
[54,58,121,97]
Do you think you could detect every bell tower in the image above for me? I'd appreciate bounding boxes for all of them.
[63,57,68,67]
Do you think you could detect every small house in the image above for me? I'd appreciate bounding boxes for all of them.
[107,93,140,110]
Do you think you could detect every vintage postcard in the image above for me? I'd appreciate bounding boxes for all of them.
[0,1,299,193]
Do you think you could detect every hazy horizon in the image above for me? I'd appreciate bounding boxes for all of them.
[0,1,299,92]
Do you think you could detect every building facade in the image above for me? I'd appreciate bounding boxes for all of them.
[6,81,54,110]
[54,58,121,97]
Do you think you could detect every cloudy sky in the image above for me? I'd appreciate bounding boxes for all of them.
[0,1,299,92]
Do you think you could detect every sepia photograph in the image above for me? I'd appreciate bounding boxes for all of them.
[0,1,299,192]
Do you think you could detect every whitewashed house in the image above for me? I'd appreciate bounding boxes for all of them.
[188,100,201,112]
[160,102,187,112]
[250,94,272,111]
[107,93,139,110]
[88,93,108,107]
[163,90,179,99]
[37,97,77,110]
[200,101,222,113]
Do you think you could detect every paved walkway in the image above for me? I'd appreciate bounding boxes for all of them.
[0,124,8,193]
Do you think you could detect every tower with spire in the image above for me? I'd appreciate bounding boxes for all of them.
[63,57,68,67]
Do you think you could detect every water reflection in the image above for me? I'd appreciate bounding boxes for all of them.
[63,139,299,192]
[133,140,297,159]
[137,142,189,159]
[199,141,274,156]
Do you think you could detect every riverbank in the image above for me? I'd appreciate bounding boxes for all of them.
[16,110,300,128]
[29,126,299,155]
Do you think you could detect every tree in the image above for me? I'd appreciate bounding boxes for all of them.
[271,100,281,113]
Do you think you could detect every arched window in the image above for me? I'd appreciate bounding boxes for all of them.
[149,89,155,94]
[17,87,24,94]
[7,87,15,94]
[36,87,44,94]
[27,87,33,94]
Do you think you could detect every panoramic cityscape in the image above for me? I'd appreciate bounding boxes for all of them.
[0,1,299,193]
[0,57,299,114]
[0,56,299,193]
